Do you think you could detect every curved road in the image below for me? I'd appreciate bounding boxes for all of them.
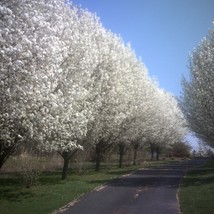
[57,159,207,214]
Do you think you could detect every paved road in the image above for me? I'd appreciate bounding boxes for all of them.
[59,159,207,214]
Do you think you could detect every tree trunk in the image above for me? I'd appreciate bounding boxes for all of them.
[119,152,123,168]
[95,143,102,171]
[0,139,19,170]
[151,150,154,160]
[133,148,138,165]
[0,158,5,170]
[0,153,9,170]
[61,151,69,180]
[156,148,160,161]
[119,151,124,168]
[150,143,155,161]
[156,146,162,161]
[132,141,140,166]
[95,157,101,171]
[59,150,79,180]
[118,143,125,168]
[94,139,113,171]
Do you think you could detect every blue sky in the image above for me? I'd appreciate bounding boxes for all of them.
[72,0,214,97]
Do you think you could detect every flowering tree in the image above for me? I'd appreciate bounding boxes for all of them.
[150,89,187,160]
[167,141,191,158]
[122,81,187,162]
[86,36,140,171]
[33,6,108,179]
[180,25,214,148]
[0,0,52,168]
[121,77,157,165]
[0,0,104,178]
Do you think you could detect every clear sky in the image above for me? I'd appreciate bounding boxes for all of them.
[71,0,214,97]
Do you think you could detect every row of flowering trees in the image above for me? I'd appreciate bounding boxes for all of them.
[0,0,187,179]
[180,24,214,149]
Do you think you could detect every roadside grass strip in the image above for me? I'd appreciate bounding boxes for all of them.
[179,159,214,214]
[0,165,140,214]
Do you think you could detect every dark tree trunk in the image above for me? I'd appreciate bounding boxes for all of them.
[95,143,102,171]
[156,148,161,160]
[150,143,155,161]
[0,158,5,169]
[133,145,139,165]
[95,157,101,171]
[118,143,125,168]
[61,151,69,180]
[94,138,114,171]
[0,152,10,170]
[132,141,141,166]
[0,139,18,170]
[156,151,159,160]
[59,150,78,180]
[133,149,137,165]
[151,149,154,160]
[119,151,123,168]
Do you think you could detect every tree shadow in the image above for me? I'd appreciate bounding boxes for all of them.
[88,167,184,189]
[180,165,214,188]
[106,169,136,177]
[39,171,63,185]
[187,168,214,176]
[180,159,214,187]
[0,188,33,202]
[0,171,62,203]
[0,176,20,187]
[181,175,214,187]
[89,160,210,189]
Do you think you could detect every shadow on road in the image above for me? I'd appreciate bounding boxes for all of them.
[95,159,209,189]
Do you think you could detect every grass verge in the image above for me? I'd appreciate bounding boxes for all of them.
[179,159,214,214]
[0,164,141,214]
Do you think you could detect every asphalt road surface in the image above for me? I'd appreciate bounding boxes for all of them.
[59,159,207,214]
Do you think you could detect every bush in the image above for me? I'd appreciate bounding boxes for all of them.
[18,156,42,188]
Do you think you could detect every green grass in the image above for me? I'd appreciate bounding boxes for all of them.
[179,159,214,214]
[0,164,141,214]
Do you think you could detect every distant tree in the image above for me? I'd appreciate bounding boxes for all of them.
[168,142,191,158]
[143,89,188,161]
[192,150,197,158]
[196,142,214,158]
[206,148,214,158]
[148,141,156,160]
[117,141,129,168]
[87,37,151,171]
[197,143,207,157]
[180,25,214,148]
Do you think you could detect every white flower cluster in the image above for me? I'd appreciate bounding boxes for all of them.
[0,0,187,157]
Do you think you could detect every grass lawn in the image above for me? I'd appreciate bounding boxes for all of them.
[0,163,142,214]
[179,159,214,214]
